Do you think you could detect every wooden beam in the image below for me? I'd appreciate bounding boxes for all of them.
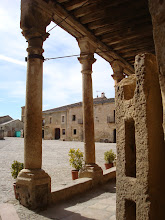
[94,15,151,36]
[87,8,148,30]
[119,45,155,54]
[112,36,154,50]
[102,26,153,43]
[73,0,130,18]
[121,49,155,58]
[63,0,89,11]
[80,1,148,24]
[57,0,69,3]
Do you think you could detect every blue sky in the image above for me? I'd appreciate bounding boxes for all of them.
[0,0,114,120]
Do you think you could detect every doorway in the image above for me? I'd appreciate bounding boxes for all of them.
[42,130,44,139]
[55,128,60,140]
[113,129,116,143]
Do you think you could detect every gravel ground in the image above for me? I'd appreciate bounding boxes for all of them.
[0,137,116,219]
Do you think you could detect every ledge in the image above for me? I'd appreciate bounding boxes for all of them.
[51,167,116,204]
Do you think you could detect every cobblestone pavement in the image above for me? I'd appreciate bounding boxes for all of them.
[0,137,116,219]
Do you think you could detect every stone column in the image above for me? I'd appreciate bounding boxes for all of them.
[16,0,51,209]
[149,0,165,132]
[111,60,125,85]
[24,37,45,169]
[77,37,103,182]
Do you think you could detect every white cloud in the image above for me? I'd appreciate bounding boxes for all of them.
[0,55,26,67]
[0,81,26,98]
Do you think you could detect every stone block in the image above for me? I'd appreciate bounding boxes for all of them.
[16,169,51,210]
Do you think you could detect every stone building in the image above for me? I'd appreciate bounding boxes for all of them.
[0,115,24,137]
[16,0,165,219]
[44,95,115,142]
[22,95,116,142]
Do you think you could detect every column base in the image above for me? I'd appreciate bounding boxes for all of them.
[16,169,51,210]
[79,163,103,184]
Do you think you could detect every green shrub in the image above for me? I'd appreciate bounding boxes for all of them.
[68,148,83,170]
[104,150,116,164]
[11,160,24,179]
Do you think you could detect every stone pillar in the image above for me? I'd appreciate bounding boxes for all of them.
[115,53,165,220]
[16,0,51,209]
[77,37,103,182]
[149,0,165,132]
[111,60,125,85]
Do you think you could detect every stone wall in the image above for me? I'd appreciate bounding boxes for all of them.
[94,102,115,142]
[115,53,165,220]
[1,120,24,137]
[42,100,116,142]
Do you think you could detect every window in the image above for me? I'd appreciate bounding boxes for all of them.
[125,119,136,178]
[50,117,52,124]
[42,119,45,126]
[61,115,65,123]
[72,115,76,121]
[62,129,65,135]
[114,110,115,122]
[73,129,76,135]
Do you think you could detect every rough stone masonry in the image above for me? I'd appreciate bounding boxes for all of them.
[115,53,165,220]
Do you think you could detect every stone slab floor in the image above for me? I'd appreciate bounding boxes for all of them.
[0,137,116,219]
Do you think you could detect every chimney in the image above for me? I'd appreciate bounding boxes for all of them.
[101,92,105,98]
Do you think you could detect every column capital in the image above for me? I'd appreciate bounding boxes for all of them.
[77,36,97,74]
[77,36,97,55]
[111,59,125,85]
[21,0,51,41]
[78,56,96,65]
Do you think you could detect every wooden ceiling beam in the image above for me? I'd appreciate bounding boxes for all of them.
[102,26,153,43]
[94,16,151,36]
[112,36,154,50]
[57,0,69,3]
[121,49,155,58]
[119,45,155,54]
[87,8,148,30]
[63,0,89,11]
[80,1,148,24]
[73,0,130,18]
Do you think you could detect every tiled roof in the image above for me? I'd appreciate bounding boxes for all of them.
[0,115,12,119]
[0,119,21,126]
[43,98,115,114]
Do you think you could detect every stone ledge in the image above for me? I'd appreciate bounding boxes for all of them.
[51,168,116,204]
[103,167,116,183]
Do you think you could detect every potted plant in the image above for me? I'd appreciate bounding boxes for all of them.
[104,149,116,169]
[11,160,24,199]
[68,148,83,180]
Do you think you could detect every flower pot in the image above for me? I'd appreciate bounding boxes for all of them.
[13,182,19,200]
[71,170,79,180]
[105,163,113,170]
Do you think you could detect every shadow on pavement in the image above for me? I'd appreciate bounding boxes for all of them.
[37,179,116,220]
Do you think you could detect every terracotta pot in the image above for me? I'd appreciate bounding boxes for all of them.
[105,163,113,170]
[13,182,19,200]
[71,170,79,180]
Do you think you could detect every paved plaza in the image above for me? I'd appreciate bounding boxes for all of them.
[0,138,116,219]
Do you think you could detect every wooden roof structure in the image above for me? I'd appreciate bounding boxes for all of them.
[46,0,155,75]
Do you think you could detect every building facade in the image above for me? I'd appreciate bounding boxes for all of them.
[22,95,116,142]
[0,115,24,137]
